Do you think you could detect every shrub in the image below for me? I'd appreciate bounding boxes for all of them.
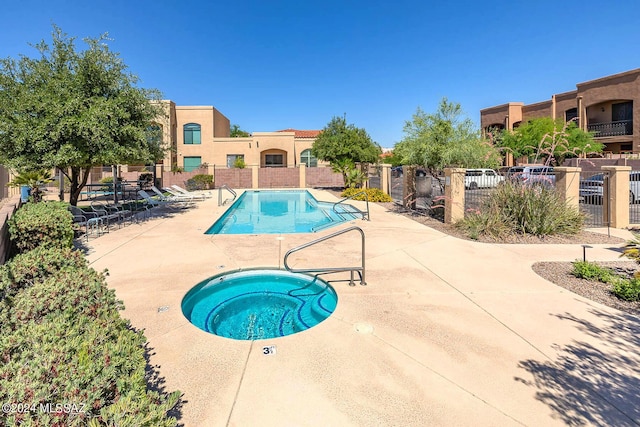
[340,187,392,202]
[185,174,213,191]
[0,313,180,426]
[233,157,246,168]
[612,278,640,302]
[571,261,615,283]
[456,181,584,238]
[8,201,74,253]
[0,246,86,300]
[0,247,180,426]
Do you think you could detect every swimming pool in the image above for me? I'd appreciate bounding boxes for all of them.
[181,268,338,340]
[205,190,358,234]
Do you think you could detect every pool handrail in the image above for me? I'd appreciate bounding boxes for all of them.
[218,185,237,206]
[332,191,370,221]
[283,226,366,286]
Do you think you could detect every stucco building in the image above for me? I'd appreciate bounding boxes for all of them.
[480,68,639,162]
[156,101,320,172]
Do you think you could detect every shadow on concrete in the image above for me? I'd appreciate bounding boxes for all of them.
[142,339,186,426]
[515,308,640,426]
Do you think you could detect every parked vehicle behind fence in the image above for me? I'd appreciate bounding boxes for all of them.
[507,165,555,187]
[464,169,504,189]
[580,171,640,204]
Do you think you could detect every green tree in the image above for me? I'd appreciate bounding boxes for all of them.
[230,124,250,137]
[500,117,602,165]
[394,98,502,179]
[312,116,381,183]
[0,26,165,205]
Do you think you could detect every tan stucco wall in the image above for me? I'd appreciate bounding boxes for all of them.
[158,101,322,170]
[481,69,640,154]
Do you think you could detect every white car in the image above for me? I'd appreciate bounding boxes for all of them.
[465,169,504,189]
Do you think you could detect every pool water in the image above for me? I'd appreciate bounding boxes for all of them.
[181,269,338,340]
[205,190,357,234]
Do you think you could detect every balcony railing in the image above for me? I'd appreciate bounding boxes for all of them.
[588,120,633,137]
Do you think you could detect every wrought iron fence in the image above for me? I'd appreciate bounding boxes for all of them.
[389,172,444,220]
[579,169,609,227]
[629,170,640,225]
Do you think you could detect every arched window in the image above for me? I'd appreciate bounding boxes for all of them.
[184,123,201,144]
[300,149,317,167]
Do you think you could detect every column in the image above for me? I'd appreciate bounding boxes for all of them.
[251,165,259,189]
[299,164,306,188]
[602,165,630,228]
[444,168,465,224]
[380,164,391,195]
[554,167,581,211]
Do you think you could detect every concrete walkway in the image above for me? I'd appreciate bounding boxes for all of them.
[85,190,640,427]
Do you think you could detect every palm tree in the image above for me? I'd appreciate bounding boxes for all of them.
[8,170,53,202]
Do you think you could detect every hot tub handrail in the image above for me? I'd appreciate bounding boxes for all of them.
[332,191,370,221]
[283,226,366,286]
[218,185,237,206]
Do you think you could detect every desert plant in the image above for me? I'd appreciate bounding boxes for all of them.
[8,169,53,202]
[8,201,74,253]
[344,168,368,188]
[456,180,584,238]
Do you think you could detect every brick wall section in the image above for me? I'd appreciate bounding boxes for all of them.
[213,169,252,189]
[258,167,299,188]
[0,196,21,264]
[306,167,345,188]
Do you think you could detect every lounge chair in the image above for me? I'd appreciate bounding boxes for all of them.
[162,186,204,201]
[171,185,212,199]
[151,186,196,202]
[138,190,194,210]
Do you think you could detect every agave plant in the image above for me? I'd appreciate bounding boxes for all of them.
[8,170,54,202]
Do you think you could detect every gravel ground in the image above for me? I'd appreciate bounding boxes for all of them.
[376,201,640,317]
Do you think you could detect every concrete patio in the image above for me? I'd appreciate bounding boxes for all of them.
[85,189,640,426]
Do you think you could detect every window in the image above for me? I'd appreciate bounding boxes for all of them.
[565,108,578,123]
[183,156,201,172]
[184,123,201,144]
[227,154,245,168]
[265,154,284,167]
[300,149,317,167]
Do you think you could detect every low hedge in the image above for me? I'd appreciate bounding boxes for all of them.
[8,201,74,253]
[340,187,392,202]
[0,246,180,424]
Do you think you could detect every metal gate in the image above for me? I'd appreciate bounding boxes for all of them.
[579,170,610,227]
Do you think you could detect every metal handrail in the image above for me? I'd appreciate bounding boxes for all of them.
[332,191,370,221]
[283,226,366,286]
[218,185,237,206]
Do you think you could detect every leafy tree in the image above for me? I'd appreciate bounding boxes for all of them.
[500,117,602,165]
[230,124,250,137]
[0,26,165,205]
[312,116,381,183]
[394,98,501,180]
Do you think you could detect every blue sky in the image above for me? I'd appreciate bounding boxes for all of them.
[2,0,640,148]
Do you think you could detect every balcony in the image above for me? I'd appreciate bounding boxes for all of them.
[587,120,633,137]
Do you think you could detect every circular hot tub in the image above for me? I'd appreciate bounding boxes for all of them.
[181,268,338,340]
